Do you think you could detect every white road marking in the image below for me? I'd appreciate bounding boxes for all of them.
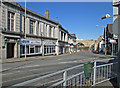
[3,71,52,83]
[3,59,91,76]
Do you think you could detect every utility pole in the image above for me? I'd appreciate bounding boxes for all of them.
[25,0,27,59]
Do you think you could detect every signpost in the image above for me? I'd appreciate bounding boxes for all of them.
[109,39,117,56]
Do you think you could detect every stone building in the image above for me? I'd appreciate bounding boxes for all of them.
[76,40,95,47]
[0,1,76,59]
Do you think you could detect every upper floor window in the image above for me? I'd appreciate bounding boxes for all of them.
[30,20,35,34]
[36,22,39,35]
[22,16,25,33]
[8,11,15,31]
[53,27,55,38]
[61,32,63,41]
[49,26,52,37]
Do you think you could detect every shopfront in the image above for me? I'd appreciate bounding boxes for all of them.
[59,42,69,54]
[44,41,56,55]
[65,45,69,53]
[20,39,42,56]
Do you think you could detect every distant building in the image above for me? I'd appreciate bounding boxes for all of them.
[76,40,95,47]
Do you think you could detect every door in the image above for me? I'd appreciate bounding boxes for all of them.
[7,43,15,58]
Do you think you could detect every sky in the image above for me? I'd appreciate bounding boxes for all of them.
[17,2,113,40]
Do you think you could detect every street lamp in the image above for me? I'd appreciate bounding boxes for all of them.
[96,25,107,55]
[101,14,113,56]
[25,0,27,59]
[101,14,111,19]
[101,14,118,56]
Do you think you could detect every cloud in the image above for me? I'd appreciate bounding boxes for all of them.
[80,39,84,40]
[76,38,84,40]
[76,38,80,40]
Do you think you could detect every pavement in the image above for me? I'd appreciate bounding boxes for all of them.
[1,53,69,64]
[1,51,112,87]
[95,78,118,88]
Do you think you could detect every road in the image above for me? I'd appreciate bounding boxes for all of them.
[2,51,108,87]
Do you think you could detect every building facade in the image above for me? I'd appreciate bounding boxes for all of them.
[0,1,76,59]
[113,0,120,87]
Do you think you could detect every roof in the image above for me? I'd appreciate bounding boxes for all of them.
[3,1,58,25]
[58,24,69,34]
[2,0,76,38]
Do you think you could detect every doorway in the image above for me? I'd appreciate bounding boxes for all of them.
[7,43,15,58]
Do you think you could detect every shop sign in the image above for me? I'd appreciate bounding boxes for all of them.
[20,40,42,45]
[109,39,117,43]
[20,40,29,44]
[44,41,56,45]
[29,41,42,45]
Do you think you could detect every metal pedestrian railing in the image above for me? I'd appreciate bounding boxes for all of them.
[8,58,118,88]
[92,58,118,86]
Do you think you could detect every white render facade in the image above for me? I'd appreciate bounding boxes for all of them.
[0,1,76,59]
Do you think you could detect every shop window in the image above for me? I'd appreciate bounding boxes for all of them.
[20,45,29,55]
[30,45,34,53]
[35,46,40,53]
[51,47,53,53]
[53,47,55,53]
[44,46,46,54]
[47,47,49,53]
[50,47,51,53]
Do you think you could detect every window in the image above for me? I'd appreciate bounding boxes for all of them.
[30,45,34,53]
[36,22,39,35]
[22,16,25,33]
[20,45,29,55]
[23,16,25,33]
[53,27,55,38]
[30,20,35,34]
[35,46,40,53]
[50,47,51,53]
[8,11,15,31]
[49,26,51,37]
[64,34,66,41]
[61,31,63,41]
[47,47,49,53]
[44,46,46,54]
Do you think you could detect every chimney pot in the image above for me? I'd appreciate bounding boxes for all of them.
[45,9,49,18]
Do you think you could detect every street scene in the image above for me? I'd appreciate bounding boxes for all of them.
[2,52,108,87]
[0,0,120,88]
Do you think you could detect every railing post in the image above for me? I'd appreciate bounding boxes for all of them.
[63,70,67,87]
[93,61,96,86]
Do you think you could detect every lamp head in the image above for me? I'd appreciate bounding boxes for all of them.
[101,14,111,20]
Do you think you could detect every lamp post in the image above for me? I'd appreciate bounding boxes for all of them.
[96,25,107,55]
[25,0,27,59]
[101,14,120,56]
[100,14,113,56]
[40,32,44,56]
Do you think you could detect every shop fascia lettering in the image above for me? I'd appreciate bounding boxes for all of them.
[20,39,42,45]
[44,41,56,45]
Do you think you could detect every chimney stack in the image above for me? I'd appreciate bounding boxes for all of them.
[45,9,49,18]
